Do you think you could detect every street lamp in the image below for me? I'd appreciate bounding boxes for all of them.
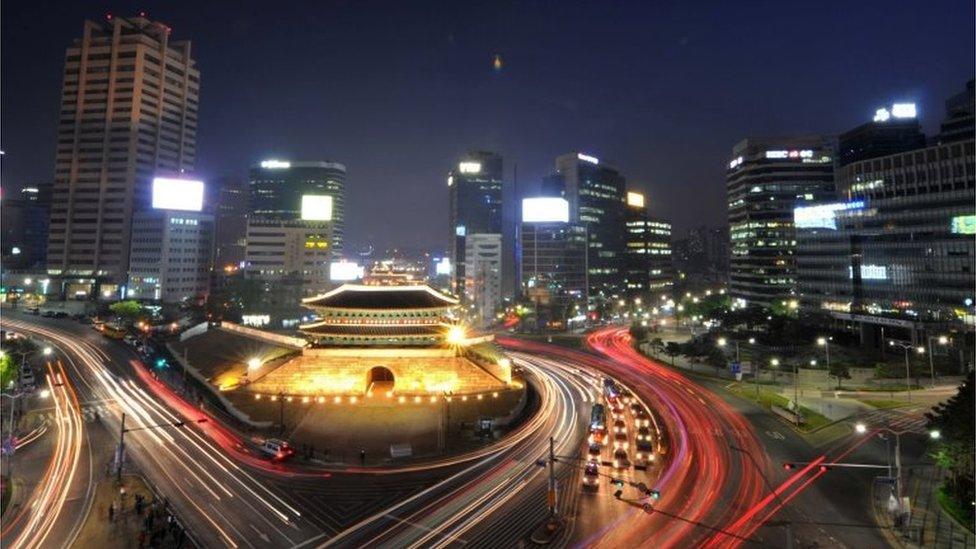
[854,422,942,521]
[42,347,52,357]
[925,335,949,388]
[247,358,262,371]
[888,340,923,402]
[817,336,831,373]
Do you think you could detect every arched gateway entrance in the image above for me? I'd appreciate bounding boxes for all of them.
[366,366,395,394]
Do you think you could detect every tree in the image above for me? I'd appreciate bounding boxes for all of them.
[649,337,665,356]
[926,372,974,526]
[629,322,649,343]
[829,362,851,389]
[109,300,143,322]
[663,342,681,366]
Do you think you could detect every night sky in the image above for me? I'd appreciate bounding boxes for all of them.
[3,1,973,254]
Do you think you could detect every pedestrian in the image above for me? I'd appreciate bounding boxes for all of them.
[108,502,115,522]
[360,448,366,465]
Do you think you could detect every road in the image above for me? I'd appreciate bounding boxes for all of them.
[7,313,897,548]
[1,360,94,549]
[2,314,600,547]
[502,332,770,547]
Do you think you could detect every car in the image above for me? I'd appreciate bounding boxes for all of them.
[587,442,602,459]
[636,426,652,442]
[633,408,650,428]
[260,439,295,461]
[42,311,57,318]
[582,461,600,488]
[613,432,629,450]
[26,307,40,315]
[613,419,627,434]
[53,311,69,319]
[613,449,631,469]
[72,313,88,321]
[588,428,606,446]
[635,440,655,468]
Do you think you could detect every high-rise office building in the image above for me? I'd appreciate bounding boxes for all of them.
[447,151,503,296]
[213,176,248,270]
[463,233,503,326]
[838,103,925,167]
[243,218,332,293]
[796,85,975,340]
[1,184,52,270]
[519,197,588,324]
[726,137,835,308]
[248,160,346,254]
[47,15,200,296]
[128,209,213,303]
[940,79,975,144]
[553,152,627,303]
[622,191,672,297]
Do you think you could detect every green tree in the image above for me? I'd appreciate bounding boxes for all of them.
[109,300,143,321]
[926,372,975,527]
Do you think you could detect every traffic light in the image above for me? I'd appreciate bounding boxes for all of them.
[783,462,795,470]
[611,478,625,489]
[155,358,167,368]
[648,489,661,500]
[818,465,830,473]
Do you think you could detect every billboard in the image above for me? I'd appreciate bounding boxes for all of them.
[330,261,364,281]
[626,191,645,208]
[522,197,569,223]
[951,215,976,235]
[152,177,204,212]
[301,195,333,221]
[794,201,864,230]
[434,257,451,276]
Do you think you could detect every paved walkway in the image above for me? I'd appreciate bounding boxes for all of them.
[874,465,975,548]
[73,474,189,548]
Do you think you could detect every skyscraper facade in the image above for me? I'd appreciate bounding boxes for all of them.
[213,176,248,271]
[447,151,503,296]
[128,209,214,303]
[47,15,200,295]
[726,137,835,308]
[796,84,975,339]
[519,197,588,324]
[553,152,627,303]
[248,160,346,254]
[622,191,673,297]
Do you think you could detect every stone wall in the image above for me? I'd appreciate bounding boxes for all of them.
[248,348,509,396]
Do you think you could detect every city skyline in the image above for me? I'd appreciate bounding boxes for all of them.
[3,1,973,252]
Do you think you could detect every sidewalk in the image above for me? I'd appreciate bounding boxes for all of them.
[73,475,189,548]
[873,465,975,548]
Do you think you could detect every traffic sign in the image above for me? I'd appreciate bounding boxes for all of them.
[728,361,741,374]
[1,436,15,456]
[875,476,897,485]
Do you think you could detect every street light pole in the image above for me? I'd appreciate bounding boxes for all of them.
[888,340,922,402]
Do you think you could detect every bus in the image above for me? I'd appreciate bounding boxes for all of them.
[100,323,126,340]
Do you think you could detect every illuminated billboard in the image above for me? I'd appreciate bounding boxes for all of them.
[152,177,204,212]
[794,201,864,230]
[301,195,333,221]
[458,162,481,174]
[577,153,599,165]
[330,261,364,281]
[522,197,570,223]
[434,258,451,276]
[951,215,976,235]
[849,265,888,280]
[260,160,291,169]
[626,192,645,208]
